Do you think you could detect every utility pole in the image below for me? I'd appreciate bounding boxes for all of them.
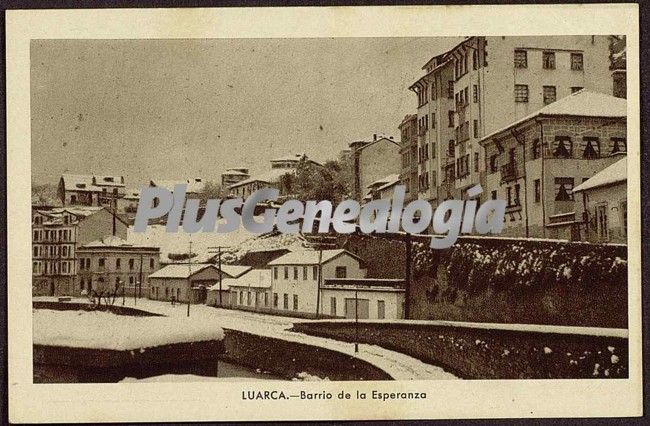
[187,240,192,317]
[354,282,359,353]
[315,248,322,318]
[208,246,228,308]
[136,253,143,306]
[404,232,412,320]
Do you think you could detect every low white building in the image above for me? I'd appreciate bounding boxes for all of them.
[267,249,366,316]
[573,156,627,244]
[321,278,405,320]
[205,265,253,307]
[220,269,273,310]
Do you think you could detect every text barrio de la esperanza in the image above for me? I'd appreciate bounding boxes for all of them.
[242,390,427,401]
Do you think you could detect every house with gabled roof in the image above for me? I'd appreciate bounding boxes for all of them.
[57,174,125,207]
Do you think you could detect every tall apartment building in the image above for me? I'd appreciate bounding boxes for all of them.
[479,91,626,240]
[410,36,614,206]
[398,115,419,202]
[32,207,128,296]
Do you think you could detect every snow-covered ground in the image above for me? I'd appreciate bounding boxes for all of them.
[119,361,281,382]
[33,308,224,350]
[33,297,458,380]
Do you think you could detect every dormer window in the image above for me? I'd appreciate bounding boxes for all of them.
[75,183,86,189]
[582,137,600,159]
[611,137,627,154]
[104,177,114,182]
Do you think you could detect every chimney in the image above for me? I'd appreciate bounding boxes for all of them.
[389,136,394,140]
[373,134,377,141]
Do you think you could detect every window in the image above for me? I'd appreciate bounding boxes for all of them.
[273,267,278,280]
[583,137,600,159]
[116,258,121,269]
[284,266,288,279]
[330,297,337,316]
[129,276,135,285]
[335,266,347,278]
[293,294,298,310]
[447,81,454,99]
[247,291,251,306]
[283,293,289,309]
[431,113,435,128]
[239,291,243,305]
[448,140,455,157]
[534,179,541,202]
[554,136,572,158]
[70,195,77,204]
[543,85,556,104]
[514,184,521,206]
[542,51,556,69]
[448,111,454,127]
[129,258,135,270]
[273,293,278,308]
[489,155,498,173]
[302,266,307,280]
[99,258,105,268]
[532,139,541,159]
[554,177,575,201]
[514,84,529,102]
[611,137,627,154]
[507,187,513,206]
[514,49,527,68]
[474,152,479,173]
[293,267,298,280]
[264,292,269,307]
[377,300,386,319]
[149,258,154,269]
[472,49,478,70]
[571,53,584,71]
[313,266,318,281]
[473,120,479,139]
[571,86,583,94]
[473,85,479,103]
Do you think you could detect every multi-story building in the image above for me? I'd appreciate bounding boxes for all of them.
[57,174,126,207]
[363,174,401,204]
[149,178,205,197]
[76,236,160,297]
[349,135,401,201]
[116,189,140,214]
[398,114,419,201]
[409,53,457,207]
[479,90,626,240]
[32,206,128,296]
[410,36,615,207]
[221,167,250,189]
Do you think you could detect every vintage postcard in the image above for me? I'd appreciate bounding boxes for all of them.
[7,4,642,422]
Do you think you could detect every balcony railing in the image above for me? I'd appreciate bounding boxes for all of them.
[500,161,517,182]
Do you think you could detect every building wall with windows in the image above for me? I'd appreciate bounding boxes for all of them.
[398,114,419,202]
[410,36,614,206]
[482,113,626,239]
[32,207,128,296]
[77,240,160,298]
[268,251,366,316]
[575,180,627,244]
[350,136,401,201]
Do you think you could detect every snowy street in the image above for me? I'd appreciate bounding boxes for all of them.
[33,297,458,380]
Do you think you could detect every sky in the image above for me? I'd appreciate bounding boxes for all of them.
[31,37,462,188]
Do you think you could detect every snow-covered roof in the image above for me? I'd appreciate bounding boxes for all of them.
[150,178,205,194]
[267,249,362,266]
[215,269,272,290]
[122,189,141,200]
[61,174,125,192]
[368,173,401,191]
[573,157,627,193]
[481,90,627,143]
[81,235,158,250]
[149,263,216,279]
[228,168,294,189]
[221,169,249,176]
[219,265,252,278]
[349,136,399,151]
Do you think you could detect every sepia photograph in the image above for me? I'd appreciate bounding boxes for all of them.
[7,4,642,423]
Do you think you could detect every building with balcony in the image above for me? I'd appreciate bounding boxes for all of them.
[398,114,419,202]
[32,206,128,296]
[409,36,616,208]
[479,90,626,240]
[76,236,160,298]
